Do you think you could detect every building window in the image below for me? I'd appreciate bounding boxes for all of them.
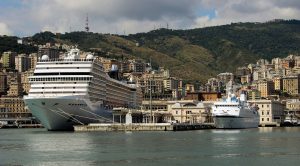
[262,118,264,121]
[267,112,269,115]
[261,111,264,115]
[267,118,269,121]
[176,111,178,114]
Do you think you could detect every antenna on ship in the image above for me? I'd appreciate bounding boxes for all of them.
[149,58,152,70]
[85,13,89,32]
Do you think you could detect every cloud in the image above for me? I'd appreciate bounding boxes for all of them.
[273,0,300,9]
[1,0,300,36]
[0,0,203,36]
[192,0,300,29]
[50,0,200,21]
[33,0,201,33]
[0,22,12,35]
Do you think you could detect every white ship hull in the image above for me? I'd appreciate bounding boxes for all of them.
[211,82,260,129]
[212,108,260,129]
[24,96,113,130]
[214,116,259,129]
[25,48,142,130]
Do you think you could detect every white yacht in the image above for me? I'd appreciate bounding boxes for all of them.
[283,114,299,126]
[211,81,259,129]
[0,121,8,128]
[24,48,142,130]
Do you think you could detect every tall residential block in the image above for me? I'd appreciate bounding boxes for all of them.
[0,71,7,95]
[1,51,17,69]
[163,77,180,99]
[282,75,300,95]
[258,80,274,98]
[29,53,38,70]
[273,77,283,91]
[139,68,175,99]
[38,47,59,59]
[21,70,34,94]
[15,54,31,72]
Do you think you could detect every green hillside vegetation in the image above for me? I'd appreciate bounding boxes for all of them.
[127,20,300,80]
[2,20,300,83]
[0,36,37,57]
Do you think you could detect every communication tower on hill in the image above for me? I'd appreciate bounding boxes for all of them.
[85,13,89,32]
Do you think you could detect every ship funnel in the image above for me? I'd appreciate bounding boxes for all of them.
[111,64,118,71]
[240,93,246,102]
[108,64,120,80]
[129,75,134,82]
[127,75,136,84]
[226,80,234,96]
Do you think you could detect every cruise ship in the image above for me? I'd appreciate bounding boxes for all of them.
[211,81,259,129]
[24,48,142,130]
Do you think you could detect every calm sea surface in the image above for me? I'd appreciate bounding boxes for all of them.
[0,127,300,166]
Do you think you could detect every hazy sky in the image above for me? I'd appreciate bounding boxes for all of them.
[1,0,300,36]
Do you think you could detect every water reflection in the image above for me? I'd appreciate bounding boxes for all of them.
[28,131,93,152]
[258,127,274,133]
[211,129,241,134]
[1,128,300,166]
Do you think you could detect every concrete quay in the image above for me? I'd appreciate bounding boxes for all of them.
[74,123,215,132]
[173,123,215,131]
[0,123,43,129]
[74,123,173,131]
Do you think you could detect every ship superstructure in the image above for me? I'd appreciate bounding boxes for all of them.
[211,81,259,129]
[24,48,142,130]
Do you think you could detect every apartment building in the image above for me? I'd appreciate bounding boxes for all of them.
[0,97,33,124]
[273,77,283,91]
[282,75,300,95]
[257,80,274,98]
[1,51,17,69]
[248,100,284,126]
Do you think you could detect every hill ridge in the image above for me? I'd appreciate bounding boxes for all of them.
[2,19,300,83]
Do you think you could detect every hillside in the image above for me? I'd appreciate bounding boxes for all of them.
[127,20,300,77]
[2,20,300,83]
[0,36,37,55]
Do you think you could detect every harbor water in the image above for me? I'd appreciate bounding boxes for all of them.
[1,127,300,165]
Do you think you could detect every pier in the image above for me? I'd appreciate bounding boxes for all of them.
[74,107,215,132]
[0,124,43,129]
[173,123,215,131]
[74,123,215,132]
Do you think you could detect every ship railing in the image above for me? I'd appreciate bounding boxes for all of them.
[39,58,94,62]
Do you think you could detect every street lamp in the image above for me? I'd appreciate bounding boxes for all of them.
[149,77,153,123]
